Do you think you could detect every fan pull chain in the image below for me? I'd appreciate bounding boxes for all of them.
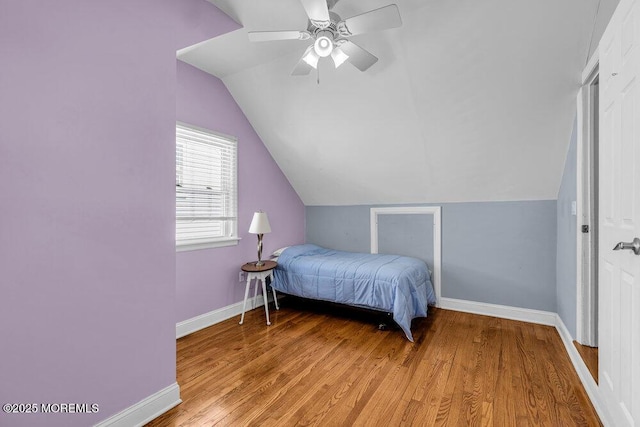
[317,64,320,85]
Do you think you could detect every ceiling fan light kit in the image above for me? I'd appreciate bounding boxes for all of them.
[248,0,402,76]
[314,32,334,57]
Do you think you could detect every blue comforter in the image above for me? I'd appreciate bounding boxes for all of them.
[272,244,436,341]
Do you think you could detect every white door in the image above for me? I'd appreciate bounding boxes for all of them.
[598,0,640,424]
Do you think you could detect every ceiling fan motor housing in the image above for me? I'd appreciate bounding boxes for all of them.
[308,11,342,39]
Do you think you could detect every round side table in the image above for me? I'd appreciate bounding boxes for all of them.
[239,260,279,325]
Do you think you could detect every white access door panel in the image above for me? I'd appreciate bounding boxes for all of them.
[598,0,640,425]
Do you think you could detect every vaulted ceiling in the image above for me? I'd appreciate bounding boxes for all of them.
[179,0,616,205]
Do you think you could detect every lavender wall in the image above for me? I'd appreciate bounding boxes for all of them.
[0,1,242,426]
[176,61,305,322]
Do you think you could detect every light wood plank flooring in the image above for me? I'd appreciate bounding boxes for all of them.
[573,341,599,384]
[147,300,601,426]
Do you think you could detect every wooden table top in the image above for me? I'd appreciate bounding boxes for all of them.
[241,260,277,272]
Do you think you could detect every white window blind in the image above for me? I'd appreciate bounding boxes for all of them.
[176,123,237,248]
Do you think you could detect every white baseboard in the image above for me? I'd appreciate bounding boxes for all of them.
[439,297,557,326]
[176,294,275,339]
[554,315,612,427]
[94,383,181,427]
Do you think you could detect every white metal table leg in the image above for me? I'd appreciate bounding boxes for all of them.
[261,277,271,325]
[252,275,259,309]
[239,274,252,325]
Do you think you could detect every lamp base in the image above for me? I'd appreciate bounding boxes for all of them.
[255,234,264,267]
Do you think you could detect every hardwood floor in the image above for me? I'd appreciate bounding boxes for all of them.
[147,301,601,426]
[573,341,599,384]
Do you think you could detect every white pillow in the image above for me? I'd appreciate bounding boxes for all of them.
[271,246,290,257]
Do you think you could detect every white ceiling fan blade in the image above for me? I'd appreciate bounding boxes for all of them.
[339,41,378,71]
[338,4,402,37]
[291,46,318,75]
[300,0,331,28]
[248,31,311,42]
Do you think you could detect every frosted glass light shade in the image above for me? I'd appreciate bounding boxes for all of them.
[314,36,334,57]
[303,49,320,68]
[249,211,271,234]
[331,47,349,68]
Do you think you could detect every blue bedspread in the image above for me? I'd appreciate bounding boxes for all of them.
[272,244,437,341]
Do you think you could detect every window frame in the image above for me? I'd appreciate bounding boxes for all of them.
[175,121,239,252]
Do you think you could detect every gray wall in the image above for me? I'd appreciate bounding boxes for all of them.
[378,214,434,268]
[556,117,578,338]
[307,201,557,312]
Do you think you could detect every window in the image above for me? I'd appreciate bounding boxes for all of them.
[176,122,238,250]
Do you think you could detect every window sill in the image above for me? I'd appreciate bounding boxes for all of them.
[176,238,241,252]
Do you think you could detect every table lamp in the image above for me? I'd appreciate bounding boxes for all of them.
[248,211,271,266]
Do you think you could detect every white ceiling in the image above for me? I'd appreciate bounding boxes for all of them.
[179,0,612,205]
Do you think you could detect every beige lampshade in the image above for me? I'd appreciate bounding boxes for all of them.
[248,211,271,234]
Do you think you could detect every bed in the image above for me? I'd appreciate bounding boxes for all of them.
[271,244,437,342]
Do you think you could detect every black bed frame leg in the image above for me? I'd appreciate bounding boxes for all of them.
[378,312,394,331]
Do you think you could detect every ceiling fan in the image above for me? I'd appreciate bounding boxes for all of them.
[248,0,402,75]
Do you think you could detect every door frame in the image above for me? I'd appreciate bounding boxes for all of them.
[370,206,442,307]
[576,52,600,346]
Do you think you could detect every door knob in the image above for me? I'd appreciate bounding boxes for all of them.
[613,237,640,255]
